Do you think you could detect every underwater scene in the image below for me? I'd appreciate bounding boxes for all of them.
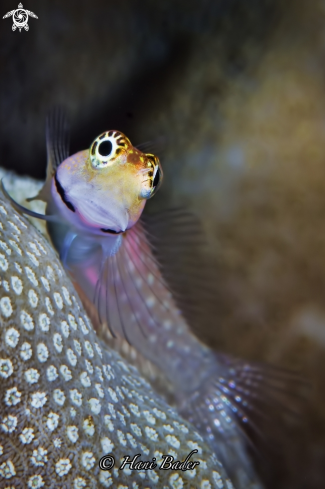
[1,1,325,488]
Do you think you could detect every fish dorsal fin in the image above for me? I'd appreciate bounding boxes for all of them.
[46,106,70,172]
[27,107,70,203]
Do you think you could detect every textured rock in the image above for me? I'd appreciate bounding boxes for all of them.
[0,192,231,488]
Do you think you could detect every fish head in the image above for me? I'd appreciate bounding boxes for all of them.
[52,130,163,234]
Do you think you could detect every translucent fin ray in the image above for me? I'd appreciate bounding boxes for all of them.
[46,106,70,171]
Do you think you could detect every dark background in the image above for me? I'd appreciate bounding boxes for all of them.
[1,1,325,488]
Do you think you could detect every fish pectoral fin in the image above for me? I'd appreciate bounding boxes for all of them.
[141,207,220,337]
[78,221,174,347]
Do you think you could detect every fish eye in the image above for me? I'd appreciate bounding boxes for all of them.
[90,131,129,168]
[153,166,161,189]
[98,140,112,157]
[142,154,163,199]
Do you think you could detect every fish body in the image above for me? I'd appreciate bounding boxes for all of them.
[4,110,303,489]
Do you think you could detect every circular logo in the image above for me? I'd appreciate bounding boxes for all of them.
[99,455,115,470]
[13,9,28,29]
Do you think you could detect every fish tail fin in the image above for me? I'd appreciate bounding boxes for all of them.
[177,354,308,489]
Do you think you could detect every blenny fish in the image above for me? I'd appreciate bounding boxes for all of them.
[3,110,303,488]
[0,192,231,488]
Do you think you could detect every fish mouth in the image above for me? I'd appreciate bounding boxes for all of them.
[54,170,128,234]
[100,228,123,235]
[54,173,76,213]
[75,198,127,234]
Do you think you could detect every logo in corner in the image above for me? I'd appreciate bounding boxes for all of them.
[3,3,38,32]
